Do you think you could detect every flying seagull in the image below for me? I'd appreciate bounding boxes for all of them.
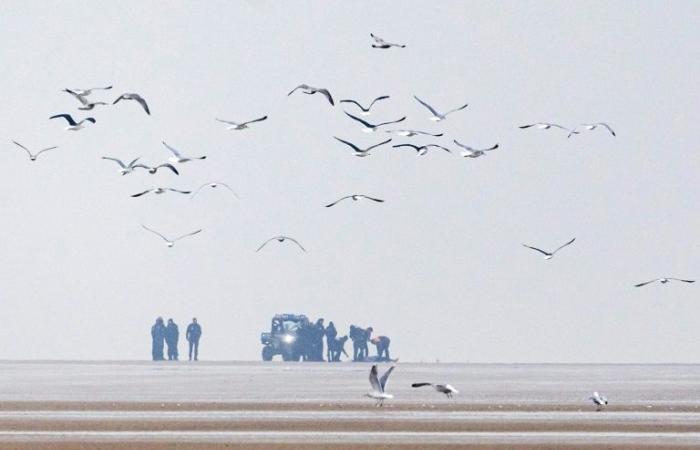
[162,141,206,164]
[256,236,306,252]
[215,116,267,130]
[325,194,384,208]
[113,93,150,115]
[370,33,405,49]
[519,123,579,135]
[589,391,608,411]
[522,238,576,260]
[141,225,202,248]
[344,111,405,133]
[339,96,390,115]
[385,129,444,137]
[333,136,392,157]
[131,187,191,198]
[49,114,96,131]
[366,365,395,407]
[413,96,468,122]
[569,122,616,138]
[191,182,239,199]
[63,89,108,110]
[634,278,695,288]
[453,140,499,158]
[287,84,334,106]
[11,140,57,161]
[68,85,112,96]
[101,156,147,175]
[411,383,459,399]
[393,143,451,156]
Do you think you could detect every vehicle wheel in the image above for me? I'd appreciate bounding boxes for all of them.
[262,346,274,361]
[282,350,294,361]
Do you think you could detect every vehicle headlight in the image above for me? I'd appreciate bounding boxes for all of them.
[282,334,295,344]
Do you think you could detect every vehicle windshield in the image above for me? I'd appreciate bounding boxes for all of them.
[282,320,300,334]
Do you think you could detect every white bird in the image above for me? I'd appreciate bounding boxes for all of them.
[522,238,576,260]
[519,123,579,135]
[191,182,239,199]
[256,236,306,252]
[569,123,616,138]
[411,382,459,399]
[101,156,146,175]
[634,278,695,288]
[333,136,392,157]
[287,84,334,106]
[215,116,267,130]
[131,188,191,198]
[393,143,451,156]
[162,141,206,164]
[370,33,405,49]
[589,391,608,411]
[11,140,57,161]
[113,93,150,115]
[453,140,499,158]
[385,129,444,138]
[141,225,202,248]
[325,194,384,208]
[49,114,96,131]
[344,111,406,133]
[68,85,112,96]
[63,89,108,110]
[339,96,390,115]
[366,365,395,407]
[413,96,468,122]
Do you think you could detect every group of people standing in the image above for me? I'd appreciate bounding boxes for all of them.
[150,317,202,361]
[297,318,392,362]
[350,325,391,362]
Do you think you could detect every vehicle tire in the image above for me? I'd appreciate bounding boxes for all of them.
[262,346,274,361]
[282,350,294,362]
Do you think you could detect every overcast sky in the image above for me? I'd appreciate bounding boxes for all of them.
[0,0,698,362]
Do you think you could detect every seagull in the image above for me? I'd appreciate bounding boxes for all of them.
[366,365,395,407]
[215,116,267,130]
[325,194,384,208]
[63,89,108,110]
[413,96,468,122]
[162,141,206,164]
[141,225,202,248]
[68,85,112,96]
[287,84,334,106]
[256,236,306,252]
[385,129,444,137]
[569,123,616,138]
[131,188,191,198]
[453,140,499,158]
[191,182,239,199]
[49,114,96,131]
[113,93,150,115]
[634,278,695,288]
[519,123,579,135]
[411,383,459,399]
[344,111,406,133]
[370,33,405,49]
[339,96,390,115]
[140,163,180,175]
[521,238,576,260]
[392,143,451,156]
[11,141,57,161]
[333,137,392,157]
[589,391,608,411]
[101,156,147,175]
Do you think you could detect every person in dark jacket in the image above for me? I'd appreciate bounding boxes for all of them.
[151,317,166,361]
[349,325,365,361]
[311,318,325,361]
[369,329,391,361]
[325,321,338,362]
[186,318,202,361]
[165,318,179,361]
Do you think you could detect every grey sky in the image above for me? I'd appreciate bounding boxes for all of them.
[0,0,698,362]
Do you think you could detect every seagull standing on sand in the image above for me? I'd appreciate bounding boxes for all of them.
[113,93,150,115]
[63,89,108,110]
[344,111,406,133]
[385,129,443,138]
[11,141,57,161]
[453,140,499,158]
[333,137,392,157]
[634,278,695,288]
[411,383,459,399]
[287,84,334,106]
[256,236,306,252]
[162,141,206,164]
[339,96,390,115]
[568,123,616,138]
[101,156,147,175]
[366,365,395,407]
[141,225,202,248]
[49,114,96,131]
[519,123,578,135]
[215,116,267,130]
[370,33,405,49]
[325,195,384,208]
[191,182,239,199]
[413,96,468,122]
[392,143,451,156]
[68,85,112,96]
[589,392,608,411]
[522,238,576,260]
[131,188,191,198]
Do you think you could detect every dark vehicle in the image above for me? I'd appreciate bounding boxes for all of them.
[260,314,308,361]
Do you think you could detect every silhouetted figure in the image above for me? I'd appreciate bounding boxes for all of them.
[165,318,179,360]
[328,335,349,361]
[361,327,371,360]
[325,321,337,362]
[349,325,366,361]
[151,317,166,361]
[297,318,312,361]
[369,328,391,361]
[186,318,202,361]
[311,318,325,361]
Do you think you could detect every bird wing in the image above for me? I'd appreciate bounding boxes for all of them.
[35,146,58,157]
[594,122,616,136]
[667,278,695,283]
[126,157,141,168]
[360,195,384,203]
[379,366,395,392]
[452,140,473,151]
[317,89,334,106]
[133,95,150,114]
[174,229,202,242]
[141,225,169,242]
[413,96,440,116]
[284,237,306,252]
[393,144,421,151]
[215,182,239,198]
[519,124,539,129]
[521,244,551,256]
[344,112,373,128]
[287,84,308,96]
[155,163,180,175]
[241,116,267,126]
[483,143,499,151]
[634,279,660,287]
[411,383,432,388]
[325,196,351,208]
[369,365,382,393]
[444,103,469,115]
[64,89,89,105]
[131,189,152,198]
[11,141,32,157]
[339,99,367,111]
[370,33,386,44]
[80,117,97,124]
[112,94,125,105]
[415,130,443,137]
[333,136,361,152]
[552,237,576,254]
[167,188,192,195]
[101,156,126,168]
[425,144,452,153]
[369,95,390,108]
[376,116,406,127]
[255,237,277,252]
[162,141,182,157]
[215,118,239,125]
[50,114,77,126]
